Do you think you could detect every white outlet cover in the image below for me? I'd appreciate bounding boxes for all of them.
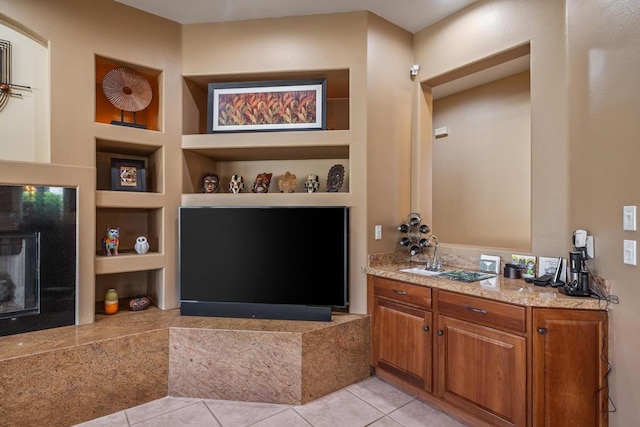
[624,240,636,265]
[624,206,637,231]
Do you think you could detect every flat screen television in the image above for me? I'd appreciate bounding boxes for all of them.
[179,206,349,321]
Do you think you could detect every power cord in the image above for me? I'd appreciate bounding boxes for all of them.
[583,262,618,415]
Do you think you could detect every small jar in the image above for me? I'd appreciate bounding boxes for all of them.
[104,288,119,314]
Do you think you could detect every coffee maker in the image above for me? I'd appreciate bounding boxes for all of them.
[559,230,591,297]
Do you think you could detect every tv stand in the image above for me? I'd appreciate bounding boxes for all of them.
[180,301,332,322]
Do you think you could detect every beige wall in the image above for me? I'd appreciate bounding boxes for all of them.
[566,1,640,424]
[181,12,413,313]
[414,0,568,258]
[0,21,49,162]
[365,14,414,254]
[415,1,640,424]
[433,71,530,249]
[0,0,183,320]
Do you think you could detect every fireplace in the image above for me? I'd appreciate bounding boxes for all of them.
[0,185,76,337]
[0,232,40,319]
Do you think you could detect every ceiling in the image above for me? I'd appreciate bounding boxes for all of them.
[114,0,477,33]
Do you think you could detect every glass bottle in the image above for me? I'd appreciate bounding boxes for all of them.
[397,224,410,233]
[399,237,412,246]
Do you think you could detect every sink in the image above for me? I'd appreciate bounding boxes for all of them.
[399,267,496,283]
[399,267,444,276]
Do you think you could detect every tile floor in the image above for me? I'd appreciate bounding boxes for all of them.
[74,376,466,427]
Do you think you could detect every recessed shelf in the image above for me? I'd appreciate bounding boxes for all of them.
[95,253,165,275]
[96,207,162,256]
[182,192,351,207]
[183,69,350,134]
[96,191,165,208]
[96,138,163,193]
[95,55,162,131]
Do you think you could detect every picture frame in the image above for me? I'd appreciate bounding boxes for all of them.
[110,158,146,192]
[207,78,327,133]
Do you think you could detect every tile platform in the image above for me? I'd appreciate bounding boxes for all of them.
[0,308,370,426]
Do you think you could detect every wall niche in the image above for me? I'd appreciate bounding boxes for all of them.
[95,55,161,131]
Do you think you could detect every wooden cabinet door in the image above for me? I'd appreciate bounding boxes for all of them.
[374,297,432,392]
[533,308,608,427]
[436,315,526,427]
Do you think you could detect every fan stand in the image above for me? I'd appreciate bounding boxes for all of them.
[111,110,147,129]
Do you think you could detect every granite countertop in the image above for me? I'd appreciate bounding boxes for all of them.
[366,263,607,310]
[0,307,365,362]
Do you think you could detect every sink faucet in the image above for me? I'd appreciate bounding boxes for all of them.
[426,235,441,271]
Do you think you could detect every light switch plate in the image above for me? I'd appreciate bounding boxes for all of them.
[624,206,637,231]
[624,240,636,265]
[374,225,382,240]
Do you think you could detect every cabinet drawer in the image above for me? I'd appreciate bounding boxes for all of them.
[373,276,432,309]
[438,291,526,334]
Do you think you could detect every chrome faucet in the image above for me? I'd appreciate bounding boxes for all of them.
[425,235,441,271]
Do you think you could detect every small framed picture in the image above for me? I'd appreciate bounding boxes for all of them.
[110,158,146,192]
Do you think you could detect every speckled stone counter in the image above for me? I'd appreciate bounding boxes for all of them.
[366,263,606,310]
[0,308,369,426]
[169,313,370,405]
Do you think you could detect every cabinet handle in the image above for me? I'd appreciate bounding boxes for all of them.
[537,328,547,335]
[393,289,408,295]
[437,330,444,336]
[423,326,430,332]
[464,305,488,315]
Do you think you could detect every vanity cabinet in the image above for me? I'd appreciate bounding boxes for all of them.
[436,291,527,427]
[532,308,608,427]
[368,274,609,427]
[371,276,433,392]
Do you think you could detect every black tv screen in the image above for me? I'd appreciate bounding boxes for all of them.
[179,206,348,321]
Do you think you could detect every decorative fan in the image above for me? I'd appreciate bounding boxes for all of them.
[102,67,152,128]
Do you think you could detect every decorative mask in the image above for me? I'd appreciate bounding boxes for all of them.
[278,171,297,193]
[252,172,273,193]
[201,172,220,193]
[229,174,245,194]
[304,174,320,193]
[326,164,345,192]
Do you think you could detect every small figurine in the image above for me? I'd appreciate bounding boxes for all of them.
[278,171,297,193]
[304,174,320,193]
[102,226,119,256]
[229,174,245,194]
[252,172,273,193]
[201,172,220,193]
[327,164,345,192]
[134,236,150,254]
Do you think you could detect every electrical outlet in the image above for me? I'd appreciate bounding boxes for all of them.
[624,240,636,265]
[586,236,595,259]
[374,225,382,240]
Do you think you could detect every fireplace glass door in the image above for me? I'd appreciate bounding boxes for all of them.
[0,232,40,319]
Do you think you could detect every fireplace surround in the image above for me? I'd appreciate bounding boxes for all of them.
[0,185,76,336]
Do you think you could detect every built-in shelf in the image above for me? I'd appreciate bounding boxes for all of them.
[95,55,162,131]
[182,191,351,206]
[96,207,162,256]
[183,69,350,134]
[96,191,165,208]
[96,138,163,193]
[95,253,165,275]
